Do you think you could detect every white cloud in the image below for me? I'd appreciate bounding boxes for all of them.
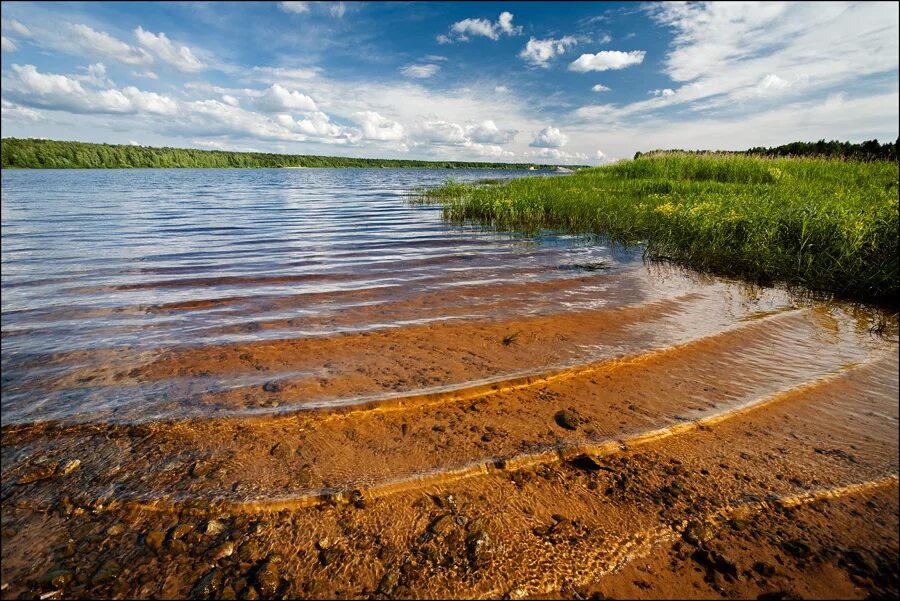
[646,2,899,109]
[78,62,112,87]
[497,11,521,36]
[569,50,646,72]
[132,70,159,80]
[1,99,42,123]
[443,12,522,43]
[221,94,240,107]
[400,63,440,79]
[2,36,17,52]
[530,126,568,148]
[596,34,612,44]
[122,86,178,115]
[353,110,405,141]
[592,84,611,92]
[330,2,346,18]
[134,26,204,73]
[525,147,588,164]
[279,2,309,14]
[4,19,32,38]
[468,120,517,144]
[68,24,153,66]
[251,66,321,84]
[256,83,318,112]
[650,88,675,97]
[519,36,577,68]
[4,64,183,115]
[494,85,509,93]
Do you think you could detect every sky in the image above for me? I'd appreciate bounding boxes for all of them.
[1,1,898,164]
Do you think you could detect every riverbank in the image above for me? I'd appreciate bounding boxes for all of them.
[420,154,899,304]
[0,138,565,170]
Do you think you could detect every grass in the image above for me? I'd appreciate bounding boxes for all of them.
[419,153,899,304]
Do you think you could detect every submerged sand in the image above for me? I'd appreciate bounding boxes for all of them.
[2,260,898,599]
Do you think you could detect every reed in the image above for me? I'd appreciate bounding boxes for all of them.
[420,154,899,303]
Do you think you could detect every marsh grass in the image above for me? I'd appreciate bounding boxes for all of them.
[420,154,899,303]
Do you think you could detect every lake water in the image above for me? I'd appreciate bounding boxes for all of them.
[1,168,897,599]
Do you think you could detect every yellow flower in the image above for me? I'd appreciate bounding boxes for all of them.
[655,202,677,216]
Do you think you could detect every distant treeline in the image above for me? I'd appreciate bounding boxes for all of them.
[0,138,545,170]
[635,138,899,162]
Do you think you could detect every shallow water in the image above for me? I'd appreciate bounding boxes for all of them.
[2,167,897,599]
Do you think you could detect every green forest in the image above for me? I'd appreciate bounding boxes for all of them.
[635,138,899,161]
[0,138,546,170]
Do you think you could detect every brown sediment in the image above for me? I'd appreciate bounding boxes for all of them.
[2,262,898,599]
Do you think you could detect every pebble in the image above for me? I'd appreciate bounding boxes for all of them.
[254,558,281,596]
[59,459,81,476]
[428,514,454,535]
[16,463,58,485]
[145,530,166,551]
[91,560,122,585]
[554,409,583,431]
[106,523,125,536]
[203,519,225,537]
[39,568,73,589]
[683,520,716,546]
[377,570,400,596]
[466,530,493,568]
[189,569,221,599]
[209,541,235,562]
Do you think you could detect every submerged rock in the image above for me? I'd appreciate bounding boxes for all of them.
[683,520,716,546]
[554,409,584,431]
[254,557,281,596]
[91,560,122,585]
[377,570,400,596]
[466,530,493,569]
[16,463,57,485]
[428,515,454,535]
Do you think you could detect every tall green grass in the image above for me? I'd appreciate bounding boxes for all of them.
[420,154,899,303]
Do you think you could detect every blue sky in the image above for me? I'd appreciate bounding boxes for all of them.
[1,1,898,163]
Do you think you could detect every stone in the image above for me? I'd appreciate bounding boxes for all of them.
[262,381,282,393]
[376,570,400,596]
[59,459,81,476]
[16,463,57,485]
[428,515,454,535]
[190,569,222,600]
[145,530,166,551]
[466,530,493,569]
[319,547,342,566]
[781,540,811,558]
[203,519,225,537]
[254,559,280,596]
[209,541,235,562]
[683,520,716,546]
[39,569,73,589]
[106,523,125,537]
[554,409,583,431]
[92,560,122,585]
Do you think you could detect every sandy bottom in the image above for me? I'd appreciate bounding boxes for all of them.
[2,264,898,600]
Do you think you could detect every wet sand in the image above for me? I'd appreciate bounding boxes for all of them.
[2,169,897,599]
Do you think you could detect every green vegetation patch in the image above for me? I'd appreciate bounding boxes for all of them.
[1,138,550,170]
[420,154,899,303]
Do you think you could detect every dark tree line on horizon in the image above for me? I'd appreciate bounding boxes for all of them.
[0,138,546,170]
[635,138,900,162]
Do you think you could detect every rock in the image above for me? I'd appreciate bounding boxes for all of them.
[59,459,81,476]
[170,523,194,540]
[254,558,280,596]
[428,515,454,535]
[683,520,716,546]
[481,432,494,442]
[753,561,776,577]
[349,489,367,509]
[269,443,292,460]
[92,560,122,585]
[106,523,125,537]
[145,530,166,551]
[209,541,235,562]
[190,569,222,600]
[220,585,237,600]
[189,461,210,478]
[16,463,57,485]
[376,570,400,596]
[554,409,584,431]
[239,587,259,600]
[262,381,282,393]
[781,540,811,558]
[318,547,342,566]
[203,519,225,537]
[466,530,492,569]
[296,465,314,487]
[568,454,605,471]
[167,539,189,555]
[39,569,73,589]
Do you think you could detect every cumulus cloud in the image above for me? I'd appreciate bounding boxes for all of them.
[400,63,440,79]
[591,84,610,92]
[134,26,204,73]
[6,64,177,115]
[529,126,568,148]
[68,23,152,66]
[442,11,522,43]
[221,94,240,107]
[1,99,42,123]
[2,36,17,52]
[467,120,517,144]
[353,110,405,141]
[519,36,577,68]
[4,19,32,38]
[256,84,318,112]
[569,50,646,72]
